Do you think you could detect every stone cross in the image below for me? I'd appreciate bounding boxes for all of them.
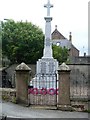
[44,0,53,16]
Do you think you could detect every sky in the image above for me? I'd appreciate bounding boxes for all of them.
[0,0,89,56]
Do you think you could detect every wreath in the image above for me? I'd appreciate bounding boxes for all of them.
[40,88,47,95]
[47,88,55,95]
[28,88,33,94]
[31,88,38,95]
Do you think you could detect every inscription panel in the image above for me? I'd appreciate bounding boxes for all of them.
[49,62,54,74]
[41,62,46,74]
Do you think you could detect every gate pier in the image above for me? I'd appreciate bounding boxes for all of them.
[15,62,31,106]
[57,63,72,110]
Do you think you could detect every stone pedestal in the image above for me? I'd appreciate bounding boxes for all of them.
[15,62,31,105]
[57,63,72,110]
[36,58,58,89]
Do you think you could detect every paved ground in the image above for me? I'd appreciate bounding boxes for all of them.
[0,100,89,119]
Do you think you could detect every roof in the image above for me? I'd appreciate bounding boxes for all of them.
[51,28,66,40]
[51,26,79,51]
[71,44,79,51]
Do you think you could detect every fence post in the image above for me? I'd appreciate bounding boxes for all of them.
[57,63,72,110]
[15,62,31,106]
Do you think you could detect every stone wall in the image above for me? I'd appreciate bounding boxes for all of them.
[1,88,16,103]
[6,64,36,77]
[3,64,89,99]
[68,64,89,99]
[69,56,90,64]
[1,63,89,111]
[4,64,36,87]
[71,101,88,111]
[5,63,89,82]
[0,88,89,111]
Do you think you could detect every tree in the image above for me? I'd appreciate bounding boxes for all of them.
[0,21,2,67]
[52,45,69,64]
[2,20,44,64]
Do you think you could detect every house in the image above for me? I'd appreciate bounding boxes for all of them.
[51,25,79,58]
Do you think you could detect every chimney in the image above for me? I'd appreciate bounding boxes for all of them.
[69,32,72,42]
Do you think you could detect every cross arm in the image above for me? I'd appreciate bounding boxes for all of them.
[44,4,53,8]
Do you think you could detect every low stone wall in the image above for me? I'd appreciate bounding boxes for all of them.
[71,99,88,111]
[0,88,89,112]
[0,88,16,103]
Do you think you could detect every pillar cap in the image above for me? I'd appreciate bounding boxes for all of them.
[58,62,70,71]
[15,62,31,71]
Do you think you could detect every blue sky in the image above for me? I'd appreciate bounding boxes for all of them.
[0,0,89,56]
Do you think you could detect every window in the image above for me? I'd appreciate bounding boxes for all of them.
[56,42,60,46]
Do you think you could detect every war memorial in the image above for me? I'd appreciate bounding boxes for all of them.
[0,1,89,119]
[28,0,59,106]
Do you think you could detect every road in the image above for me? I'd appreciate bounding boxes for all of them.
[0,100,88,119]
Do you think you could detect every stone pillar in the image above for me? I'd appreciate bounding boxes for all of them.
[57,63,71,110]
[15,62,31,105]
